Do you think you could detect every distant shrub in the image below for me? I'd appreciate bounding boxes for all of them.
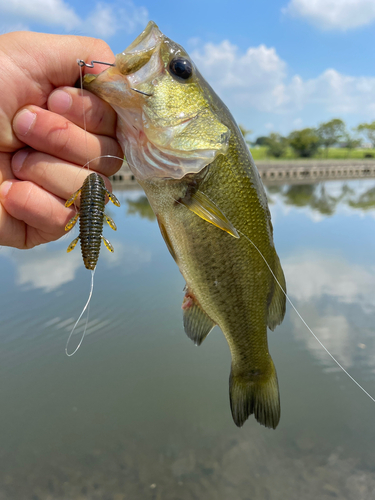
[288,128,320,158]
[254,136,269,146]
[265,133,288,158]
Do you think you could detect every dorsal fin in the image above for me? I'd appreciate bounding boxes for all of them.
[267,252,286,331]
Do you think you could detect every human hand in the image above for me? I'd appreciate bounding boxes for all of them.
[0,31,123,249]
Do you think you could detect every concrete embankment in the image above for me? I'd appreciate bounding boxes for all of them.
[110,159,375,188]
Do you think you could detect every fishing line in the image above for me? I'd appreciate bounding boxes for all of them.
[65,268,95,356]
[64,60,124,356]
[78,60,89,167]
[237,229,375,404]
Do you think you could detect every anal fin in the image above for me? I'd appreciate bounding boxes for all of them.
[182,293,215,346]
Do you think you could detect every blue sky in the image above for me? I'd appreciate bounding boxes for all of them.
[1,0,375,139]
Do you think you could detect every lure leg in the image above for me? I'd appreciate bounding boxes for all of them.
[65,188,81,208]
[67,236,79,253]
[104,214,117,231]
[104,188,120,207]
[65,213,80,231]
[102,236,114,253]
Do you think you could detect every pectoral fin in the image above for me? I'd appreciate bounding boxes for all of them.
[182,293,216,346]
[180,190,239,238]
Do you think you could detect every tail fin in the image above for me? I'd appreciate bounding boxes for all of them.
[229,358,280,429]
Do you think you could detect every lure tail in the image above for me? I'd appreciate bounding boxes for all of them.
[229,357,280,429]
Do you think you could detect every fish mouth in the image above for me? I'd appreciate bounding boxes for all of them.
[115,21,163,76]
[83,21,164,104]
[83,22,231,181]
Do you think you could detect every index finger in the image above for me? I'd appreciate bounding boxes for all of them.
[48,87,118,137]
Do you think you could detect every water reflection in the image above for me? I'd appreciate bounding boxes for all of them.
[0,180,374,499]
[267,180,375,215]
[127,194,156,221]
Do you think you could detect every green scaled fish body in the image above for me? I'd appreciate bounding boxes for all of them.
[83,21,286,428]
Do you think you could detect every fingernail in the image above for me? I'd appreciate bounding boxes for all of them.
[0,180,13,198]
[13,109,37,137]
[12,150,29,173]
[48,89,72,114]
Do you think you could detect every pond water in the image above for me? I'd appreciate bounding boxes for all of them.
[0,179,375,500]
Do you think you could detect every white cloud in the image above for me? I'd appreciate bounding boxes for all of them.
[283,0,375,31]
[0,245,82,292]
[284,250,375,369]
[191,41,375,121]
[82,1,148,38]
[0,0,80,30]
[292,118,303,128]
[0,0,148,38]
[287,69,375,115]
[100,240,151,271]
[0,22,30,34]
[192,41,287,113]
[0,235,151,292]
[283,251,375,311]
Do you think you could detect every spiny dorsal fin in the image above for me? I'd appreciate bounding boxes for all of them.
[182,294,215,346]
[267,252,287,331]
[180,190,239,239]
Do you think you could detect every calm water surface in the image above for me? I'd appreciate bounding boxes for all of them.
[0,179,375,499]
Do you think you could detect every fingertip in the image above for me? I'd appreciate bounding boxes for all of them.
[48,89,73,115]
[13,109,37,137]
[0,179,14,199]
[12,149,29,174]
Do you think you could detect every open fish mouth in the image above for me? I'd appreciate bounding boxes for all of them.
[83,21,230,180]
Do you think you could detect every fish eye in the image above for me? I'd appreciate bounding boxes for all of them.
[168,57,193,81]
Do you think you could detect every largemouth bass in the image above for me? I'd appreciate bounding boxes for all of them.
[83,21,286,429]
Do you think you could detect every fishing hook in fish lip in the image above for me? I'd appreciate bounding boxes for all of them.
[77,61,152,96]
[77,59,116,68]
[130,88,153,97]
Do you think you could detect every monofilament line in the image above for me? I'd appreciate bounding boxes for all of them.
[237,229,375,404]
[77,59,89,167]
[65,268,96,356]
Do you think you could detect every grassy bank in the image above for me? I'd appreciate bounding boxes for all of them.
[250,146,375,161]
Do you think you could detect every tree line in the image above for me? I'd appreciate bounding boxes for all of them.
[239,120,375,158]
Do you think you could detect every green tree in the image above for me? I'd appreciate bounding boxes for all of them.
[288,128,320,157]
[343,131,362,157]
[265,133,288,158]
[356,121,375,148]
[254,136,269,146]
[317,118,345,157]
[238,124,252,145]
